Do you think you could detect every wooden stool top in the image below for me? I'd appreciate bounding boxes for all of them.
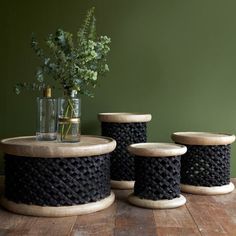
[172,132,235,145]
[0,135,116,158]
[128,143,187,157]
[98,113,152,123]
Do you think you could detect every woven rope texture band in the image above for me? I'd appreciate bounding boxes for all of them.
[4,154,111,206]
[134,156,181,200]
[180,145,231,186]
[101,122,147,181]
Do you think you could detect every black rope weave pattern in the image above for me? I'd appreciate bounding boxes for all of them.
[101,122,147,181]
[134,156,181,200]
[4,154,111,206]
[180,145,231,187]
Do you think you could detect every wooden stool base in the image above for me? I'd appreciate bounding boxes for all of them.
[181,182,235,195]
[111,180,135,189]
[128,193,186,209]
[0,192,115,217]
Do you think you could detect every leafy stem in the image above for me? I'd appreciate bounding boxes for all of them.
[61,98,78,140]
[15,7,111,98]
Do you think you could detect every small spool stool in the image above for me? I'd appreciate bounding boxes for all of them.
[98,113,152,189]
[0,135,116,217]
[172,132,235,195]
[127,143,187,209]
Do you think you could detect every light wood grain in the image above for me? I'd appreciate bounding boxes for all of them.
[128,143,187,157]
[128,194,186,209]
[181,182,235,195]
[111,180,134,190]
[0,135,116,158]
[98,113,152,123]
[172,132,235,145]
[0,192,115,217]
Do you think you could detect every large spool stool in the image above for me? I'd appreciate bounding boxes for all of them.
[98,113,152,189]
[0,135,116,217]
[172,132,235,195]
[127,143,187,209]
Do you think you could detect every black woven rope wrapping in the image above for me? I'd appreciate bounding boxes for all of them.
[4,154,111,206]
[134,156,181,200]
[180,145,231,187]
[101,122,147,181]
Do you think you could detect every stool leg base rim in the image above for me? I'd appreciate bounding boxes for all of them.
[181,182,235,195]
[128,193,186,209]
[0,192,115,217]
[111,180,134,189]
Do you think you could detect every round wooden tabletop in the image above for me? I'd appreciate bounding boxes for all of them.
[172,132,235,145]
[128,143,187,157]
[0,135,116,158]
[98,113,152,123]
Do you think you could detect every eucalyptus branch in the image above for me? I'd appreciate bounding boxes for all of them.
[15,7,111,98]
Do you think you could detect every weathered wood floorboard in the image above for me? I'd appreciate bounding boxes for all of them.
[154,204,201,236]
[70,202,116,236]
[114,190,157,236]
[186,182,236,236]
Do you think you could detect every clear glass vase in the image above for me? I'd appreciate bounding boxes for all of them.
[57,90,81,142]
[36,88,57,141]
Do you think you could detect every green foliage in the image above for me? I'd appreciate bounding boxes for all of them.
[15,7,111,97]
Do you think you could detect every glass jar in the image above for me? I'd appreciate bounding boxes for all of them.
[36,87,57,141]
[57,90,81,142]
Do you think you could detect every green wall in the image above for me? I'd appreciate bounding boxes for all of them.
[1,0,236,176]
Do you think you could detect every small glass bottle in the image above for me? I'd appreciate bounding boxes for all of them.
[57,90,81,142]
[36,87,57,141]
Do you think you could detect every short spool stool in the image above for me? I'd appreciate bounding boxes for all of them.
[98,113,152,189]
[0,135,116,217]
[127,143,187,209]
[172,132,235,195]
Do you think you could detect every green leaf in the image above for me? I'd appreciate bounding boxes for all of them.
[15,6,110,98]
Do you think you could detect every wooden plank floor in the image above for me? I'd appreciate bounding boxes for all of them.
[0,178,235,236]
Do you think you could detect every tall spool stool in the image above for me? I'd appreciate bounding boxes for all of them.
[98,113,152,189]
[172,132,235,195]
[0,135,116,217]
[127,143,187,209]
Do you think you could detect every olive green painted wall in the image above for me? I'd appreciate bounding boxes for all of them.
[1,0,236,176]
